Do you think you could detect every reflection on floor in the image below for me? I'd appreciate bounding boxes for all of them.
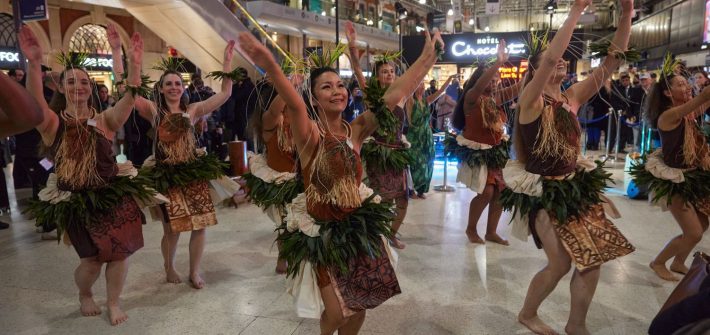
[0,155,698,334]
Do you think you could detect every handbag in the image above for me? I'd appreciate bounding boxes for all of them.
[659,252,710,313]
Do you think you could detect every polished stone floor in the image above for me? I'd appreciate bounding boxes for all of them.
[0,156,701,334]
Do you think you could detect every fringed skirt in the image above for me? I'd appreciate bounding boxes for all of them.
[445,135,509,193]
[630,150,710,216]
[501,159,635,271]
[243,153,302,227]
[281,185,401,319]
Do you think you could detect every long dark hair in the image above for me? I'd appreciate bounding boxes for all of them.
[645,73,678,129]
[513,51,544,163]
[156,70,188,114]
[452,66,486,131]
[48,68,99,113]
[249,77,278,150]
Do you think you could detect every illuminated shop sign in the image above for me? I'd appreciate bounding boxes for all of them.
[402,32,529,65]
[0,48,113,71]
[498,60,529,79]
[450,41,526,57]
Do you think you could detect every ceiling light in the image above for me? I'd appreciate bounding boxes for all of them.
[468,18,474,25]
[484,26,489,32]
[447,9,453,16]
[419,0,425,4]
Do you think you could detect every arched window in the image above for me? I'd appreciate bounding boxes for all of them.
[69,24,111,55]
[0,13,16,48]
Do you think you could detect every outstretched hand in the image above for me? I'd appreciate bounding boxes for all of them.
[18,26,43,63]
[224,40,235,66]
[345,21,357,46]
[108,24,121,50]
[496,39,508,64]
[236,33,275,70]
[129,32,143,65]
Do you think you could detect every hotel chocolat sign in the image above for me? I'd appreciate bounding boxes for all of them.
[402,32,529,65]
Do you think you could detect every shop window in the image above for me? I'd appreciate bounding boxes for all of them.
[0,14,16,48]
[69,24,112,55]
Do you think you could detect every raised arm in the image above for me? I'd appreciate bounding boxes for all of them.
[18,26,59,145]
[0,71,43,136]
[567,0,633,106]
[107,24,125,83]
[495,80,523,105]
[465,40,508,106]
[383,29,441,110]
[235,33,315,153]
[101,32,143,133]
[189,41,235,120]
[517,0,588,121]
[345,21,368,90]
[425,75,453,105]
[658,86,710,131]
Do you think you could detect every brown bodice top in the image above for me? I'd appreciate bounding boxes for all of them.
[462,95,507,145]
[265,121,296,173]
[303,132,363,221]
[520,96,580,176]
[659,121,689,169]
[50,117,118,191]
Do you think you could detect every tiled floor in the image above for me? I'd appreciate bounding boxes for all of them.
[0,155,700,334]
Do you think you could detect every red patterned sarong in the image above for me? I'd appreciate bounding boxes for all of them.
[328,240,401,315]
[552,204,635,271]
[87,195,145,262]
[163,180,217,233]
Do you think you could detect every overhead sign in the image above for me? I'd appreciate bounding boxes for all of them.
[20,0,48,22]
[0,48,20,69]
[402,32,528,65]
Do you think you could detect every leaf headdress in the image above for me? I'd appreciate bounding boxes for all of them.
[307,43,347,69]
[206,68,247,82]
[526,30,550,60]
[587,39,641,63]
[281,52,309,76]
[373,50,403,64]
[660,52,681,78]
[151,57,186,72]
[55,51,88,70]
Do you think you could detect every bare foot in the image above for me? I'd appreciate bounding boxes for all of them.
[390,237,406,249]
[466,230,485,244]
[189,273,205,289]
[165,268,182,284]
[669,262,689,275]
[565,324,591,335]
[418,193,427,199]
[518,313,559,335]
[485,233,510,246]
[275,259,288,275]
[107,304,128,326]
[650,262,679,281]
[79,295,102,317]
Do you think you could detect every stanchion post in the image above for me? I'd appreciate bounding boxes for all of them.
[614,110,622,161]
[434,117,456,192]
[604,108,613,160]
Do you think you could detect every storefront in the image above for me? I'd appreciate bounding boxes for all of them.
[403,31,580,87]
[402,32,530,87]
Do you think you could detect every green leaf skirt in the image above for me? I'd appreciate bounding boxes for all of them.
[444,135,510,170]
[500,162,613,225]
[629,159,710,207]
[139,154,228,194]
[242,173,304,209]
[278,196,395,278]
[25,175,156,242]
[361,141,412,175]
